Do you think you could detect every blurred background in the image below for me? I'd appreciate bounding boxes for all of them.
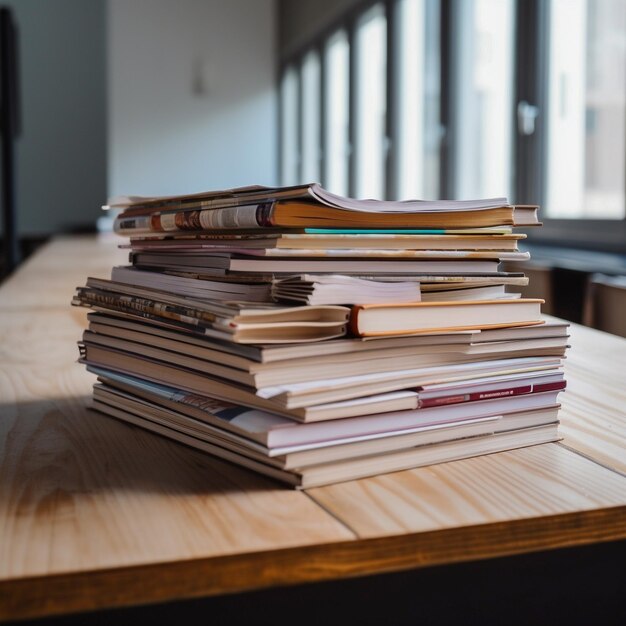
[1,0,625,328]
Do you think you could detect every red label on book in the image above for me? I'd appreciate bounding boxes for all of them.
[418,380,566,409]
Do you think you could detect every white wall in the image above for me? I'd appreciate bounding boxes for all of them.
[108,0,277,197]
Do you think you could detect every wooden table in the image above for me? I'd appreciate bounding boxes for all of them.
[1,236,625,622]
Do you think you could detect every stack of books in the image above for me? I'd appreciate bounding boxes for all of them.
[73,184,568,488]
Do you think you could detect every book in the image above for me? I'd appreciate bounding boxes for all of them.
[472,321,569,342]
[125,232,526,252]
[272,274,422,305]
[364,274,529,285]
[86,311,568,363]
[111,266,273,302]
[68,182,569,489]
[129,226,517,238]
[419,278,528,291]
[81,327,566,389]
[124,245,530,263]
[92,382,560,467]
[90,392,561,488]
[254,356,564,409]
[91,392,496,468]
[115,202,539,233]
[350,299,544,337]
[302,227,516,234]
[93,368,564,443]
[128,246,531,261]
[81,343,563,415]
[73,278,349,343]
[158,270,528,286]
[86,311,477,361]
[88,314,567,363]
[107,182,510,213]
[92,366,561,437]
[129,252,501,275]
[85,315,567,374]
[109,183,539,232]
[272,276,522,305]
[421,285,521,301]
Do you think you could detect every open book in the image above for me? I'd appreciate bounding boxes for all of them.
[106,182,510,213]
[109,183,540,233]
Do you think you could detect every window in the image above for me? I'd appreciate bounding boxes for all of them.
[300,50,321,183]
[545,0,626,219]
[323,30,350,195]
[393,0,441,200]
[279,0,626,251]
[453,0,515,199]
[354,4,387,199]
[279,66,299,186]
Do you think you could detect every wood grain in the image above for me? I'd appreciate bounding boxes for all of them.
[2,505,625,621]
[0,310,91,412]
[0,235,127,310]
[308,444,626,537]
[557,319,626,474]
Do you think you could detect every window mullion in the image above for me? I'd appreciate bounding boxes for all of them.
[296,58,304,184]
[385,0,396,200]
[439,0,456,199]
[319,42,327,187]
[514,0,549,206]
[348,22,357,198]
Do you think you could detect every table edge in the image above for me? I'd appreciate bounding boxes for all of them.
[2,505,625,622]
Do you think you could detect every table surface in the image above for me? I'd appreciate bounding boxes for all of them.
[1,235,625,622]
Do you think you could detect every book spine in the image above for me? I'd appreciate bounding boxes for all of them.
[118,189,295,217]
[115,216,153,233]
[74,288,222,327]
[114,203,275,234]
[417,380,566,409]
[96,305,213,336]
